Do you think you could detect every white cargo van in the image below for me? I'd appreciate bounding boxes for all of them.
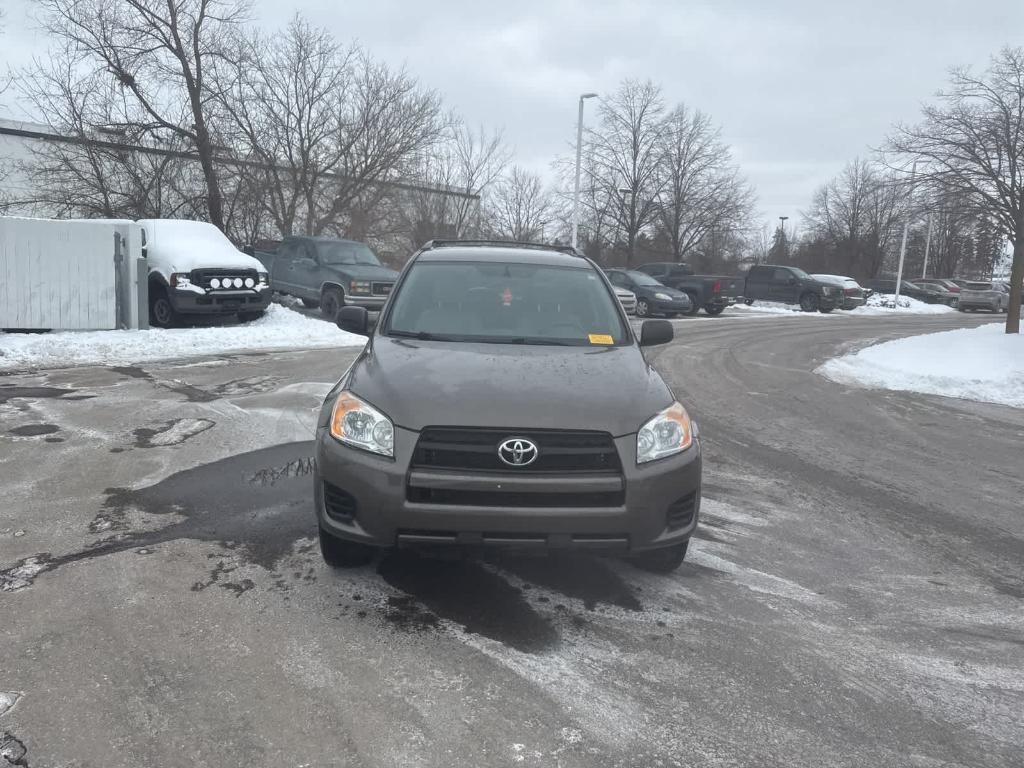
[138,219,271,327]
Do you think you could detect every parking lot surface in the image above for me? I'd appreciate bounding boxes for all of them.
[1,312,1022,767]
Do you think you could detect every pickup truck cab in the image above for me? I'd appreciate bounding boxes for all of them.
[743,264,838,313]
[256,236,399,319]
[139,219,272,328]
[636,262,741,316]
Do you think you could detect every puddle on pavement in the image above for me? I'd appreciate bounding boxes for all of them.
[110,365,218,403]
[496,553,642,612]
[8,424,60,437]
[0,385,82,405]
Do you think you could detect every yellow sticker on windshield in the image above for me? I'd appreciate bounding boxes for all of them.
[588,334,614,345]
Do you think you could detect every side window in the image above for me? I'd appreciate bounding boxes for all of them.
[609,272,625,287]
[773,268,792,282]
[748,266,768,281]
[304,242,318,262]
[280,240,299,261]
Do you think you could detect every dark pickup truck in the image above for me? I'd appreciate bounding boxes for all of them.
[743,264,839,313]
[255,236,399,318]
[635,262,742,316]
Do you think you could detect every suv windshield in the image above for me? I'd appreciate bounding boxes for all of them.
[385,261,628,345]
[316,241,381,266]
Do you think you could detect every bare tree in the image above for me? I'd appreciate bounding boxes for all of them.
[888,46,1024,332]
[656,104,755,263]
[586,80,667,264]
[38,0,251,230]
[485,166,554,241]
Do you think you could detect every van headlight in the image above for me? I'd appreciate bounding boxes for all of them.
[654,292,672,301]
[329,391,394,457]
[637,402,693,464]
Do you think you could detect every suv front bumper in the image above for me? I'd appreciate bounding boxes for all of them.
[169,286,272,315]
[315,427,701,553]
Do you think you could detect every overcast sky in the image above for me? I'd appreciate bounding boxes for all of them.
[2,0,1023,227]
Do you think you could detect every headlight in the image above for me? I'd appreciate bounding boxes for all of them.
[350,280,371,295]
[244,277,255,288]
[329,391,394,457]
[209,278,221,289]
[654,292,672,301]
[637,402,693,464]
[258,272,269,285]
[170,272,192,288]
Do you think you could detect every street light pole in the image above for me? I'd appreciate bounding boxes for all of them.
[778,216,789,259]
[571,92,598,250]
[894,160,918,305]
[921,213,933,279]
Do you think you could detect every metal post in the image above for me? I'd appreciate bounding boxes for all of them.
[921,214,933,279]
[571,93,597,249]
[894,161,917,305]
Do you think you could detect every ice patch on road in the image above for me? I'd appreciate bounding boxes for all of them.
[0,692,21,717]
[817,323,1024,408]
[0,304,365,372]
[690,549,834,607]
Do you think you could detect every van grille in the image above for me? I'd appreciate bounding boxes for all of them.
[190,268,260,290]
[411,428,621,474]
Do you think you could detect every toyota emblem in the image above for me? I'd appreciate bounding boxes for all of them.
[498,437,539,467]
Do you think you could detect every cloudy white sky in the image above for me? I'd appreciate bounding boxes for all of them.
[2,0,1022,227]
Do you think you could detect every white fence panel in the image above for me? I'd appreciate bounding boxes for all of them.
[0,217,122,330]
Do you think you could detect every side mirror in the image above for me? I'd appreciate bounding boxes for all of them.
[639,319,673,347]
[336,305,368,335]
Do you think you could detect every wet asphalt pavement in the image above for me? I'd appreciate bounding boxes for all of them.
[1,311,1022,767]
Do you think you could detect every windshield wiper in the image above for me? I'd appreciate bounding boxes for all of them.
[480,337,577,346]
[386,329,453,341]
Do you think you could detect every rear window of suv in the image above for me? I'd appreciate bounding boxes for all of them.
[384,261,629,346]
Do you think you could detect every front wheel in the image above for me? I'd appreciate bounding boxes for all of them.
[799,292,820,312]
[149,286,177,328]
[319,527,377,568]
[320,288,344,320]
[818,306,833,314]
[704,304,725,316]
[628,541,689,574]
[684,293,700,316]
[744,298,754,306]
[635,299,650,318]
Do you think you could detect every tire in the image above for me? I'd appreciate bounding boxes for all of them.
[704,304,725,316]
[818,306,833,314]
[684,292,700,316]
[744,298,754,306]
[636,299,650,318]
[320,287,344,319]
[799,292,819,312]
[319,527,377,567]
[149,285,177,328]
[238,310,265,323]
[958,306,967,312]
[628,541,689,574]
[301,298,320,309]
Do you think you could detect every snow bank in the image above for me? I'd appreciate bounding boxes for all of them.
[0,304,365,371]
[846,293,957,316]
[730,301,831,316]
[818,323,1023,408]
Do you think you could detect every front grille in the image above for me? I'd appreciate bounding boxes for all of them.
[371,282,393,296]
[190,268,260,290]
[412,428,621,474]
[406,486,625,508]
[666,492,697,530]
[323,482,357,521]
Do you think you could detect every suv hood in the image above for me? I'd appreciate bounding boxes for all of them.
[323,264,399,281]
[344,337,675,436]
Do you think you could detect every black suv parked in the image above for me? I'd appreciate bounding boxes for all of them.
[314,241,703,573]
[743,265,839,312]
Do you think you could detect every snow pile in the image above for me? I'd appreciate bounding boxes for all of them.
[846,293,957,316]
[731,301,830,315]
[0,304,365,371]
[818,323,1024,407]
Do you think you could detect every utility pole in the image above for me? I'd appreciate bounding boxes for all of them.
[921,214,933,279]
[894,160,918,305]
[570,93,599,250]
[778,216,789,260]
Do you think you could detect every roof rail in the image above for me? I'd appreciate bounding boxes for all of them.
[419,239,584,257]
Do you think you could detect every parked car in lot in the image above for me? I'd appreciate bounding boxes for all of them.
[916,277,962,297]
[316,240,701,573]
[743,265,839,312]
[635,262,741,316]
[810,274,870,309]
[255,236,399,319]
[958,281,1010,313]
[139,219,272,328]
[908,280,959,306]
[613,286,637,315]
[605,269,693,317]
[865,278,952,305]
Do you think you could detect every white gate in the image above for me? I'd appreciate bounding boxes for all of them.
[0,217,127,330]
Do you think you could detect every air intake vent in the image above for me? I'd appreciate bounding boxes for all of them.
[323,482,357,521]
[666,492,697,530]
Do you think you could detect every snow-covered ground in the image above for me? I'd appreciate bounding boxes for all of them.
[846,293,957,316]
[818,322,1023,408]
[0,304,365,372]
[731,294,957,316]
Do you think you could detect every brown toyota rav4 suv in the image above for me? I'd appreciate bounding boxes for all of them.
[313,241,702,572]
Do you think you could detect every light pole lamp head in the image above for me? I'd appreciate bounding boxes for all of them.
[580,92,599,100]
